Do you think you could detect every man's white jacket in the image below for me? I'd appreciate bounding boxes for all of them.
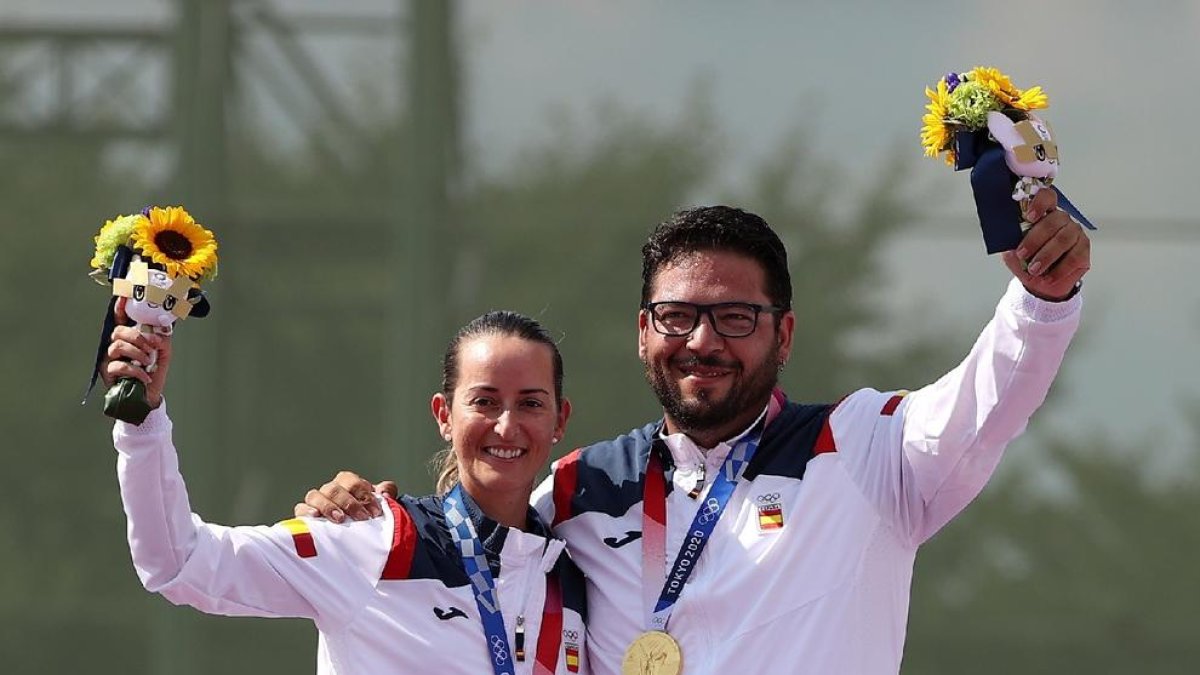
[533,279,1081,674]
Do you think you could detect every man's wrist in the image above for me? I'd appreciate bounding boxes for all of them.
[1026,280,1083,303]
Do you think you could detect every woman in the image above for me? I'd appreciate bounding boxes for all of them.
[108,309,588,674]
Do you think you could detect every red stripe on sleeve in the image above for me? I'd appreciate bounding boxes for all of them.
[814,415,837,455]
[380,496,417,580]
[292,532,317,559]
[551,449,582,528]
[814,397,848,455]
[880,394,904,416]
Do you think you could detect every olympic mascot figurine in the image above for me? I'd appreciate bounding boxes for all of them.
[82,206,218,424]
[920,66,1096,253]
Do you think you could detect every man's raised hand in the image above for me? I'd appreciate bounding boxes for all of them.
[1003,187,1091,301]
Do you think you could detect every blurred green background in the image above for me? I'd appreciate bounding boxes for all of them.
[2,1,1197,672]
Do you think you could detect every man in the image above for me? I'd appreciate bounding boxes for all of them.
[302,189,1088,673]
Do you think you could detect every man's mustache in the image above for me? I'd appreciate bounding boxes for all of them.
[671,355,739,370]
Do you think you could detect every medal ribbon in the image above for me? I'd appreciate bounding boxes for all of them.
[642,419,766,632]
[443,485,516,675]
[532,575,564,675]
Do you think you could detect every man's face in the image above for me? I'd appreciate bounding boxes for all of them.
[638,250,794,444]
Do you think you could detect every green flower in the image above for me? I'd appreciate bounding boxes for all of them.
[945,80,1002,131]
[89,214,145,273]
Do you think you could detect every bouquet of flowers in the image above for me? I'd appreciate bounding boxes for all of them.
[83,206,219,423]
[920,66,1093,253]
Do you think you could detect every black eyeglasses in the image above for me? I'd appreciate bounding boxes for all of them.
[642,301,784,338]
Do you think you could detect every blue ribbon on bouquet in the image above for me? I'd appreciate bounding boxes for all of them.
[954,129,1096,255]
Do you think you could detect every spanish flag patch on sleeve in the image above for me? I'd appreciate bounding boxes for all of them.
[280,518,318,559]
[565,645,580,673]
[880,390,909,416]
[757,503,784,531]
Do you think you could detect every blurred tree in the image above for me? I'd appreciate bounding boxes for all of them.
[459,105,954,449]
[0,136,152,670]
[12,44,1189,675]
[734,132,956,399]
[906,423,1200,674]
[0,93,949,670]
[456,97,723,447]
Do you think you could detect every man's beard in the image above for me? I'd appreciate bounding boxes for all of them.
[644,344,781,438]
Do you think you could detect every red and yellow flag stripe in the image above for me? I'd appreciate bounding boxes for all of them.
[280,518,318,558]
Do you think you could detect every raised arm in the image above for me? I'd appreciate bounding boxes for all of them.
[832,188,1087,546]
[109,328,387,628]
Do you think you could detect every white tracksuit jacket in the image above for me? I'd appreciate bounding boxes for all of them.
[115,408,588,674]
[532,279,1081,674]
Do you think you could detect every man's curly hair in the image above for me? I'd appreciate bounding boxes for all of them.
[640,205,792,311]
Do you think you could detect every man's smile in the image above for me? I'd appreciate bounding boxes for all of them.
[673,357,737,381]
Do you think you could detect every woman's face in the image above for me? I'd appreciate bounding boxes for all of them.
[433,334,570,501]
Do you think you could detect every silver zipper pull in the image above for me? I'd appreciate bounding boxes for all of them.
[515,614,526,661]
[688,464,706,499]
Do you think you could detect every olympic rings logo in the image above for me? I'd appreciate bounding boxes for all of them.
[563,629,579,641]
[696,497,722,525]
[490,634,510,664]
[756,492,781,503]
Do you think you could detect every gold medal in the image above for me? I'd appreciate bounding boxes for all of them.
[622,630,682,675]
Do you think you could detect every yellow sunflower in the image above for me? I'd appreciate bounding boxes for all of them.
[921,79,956,166]
[1012,85,1048,111]
[130,206,219,281]
[966,66,1048,111]
[968,66,1022,106]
